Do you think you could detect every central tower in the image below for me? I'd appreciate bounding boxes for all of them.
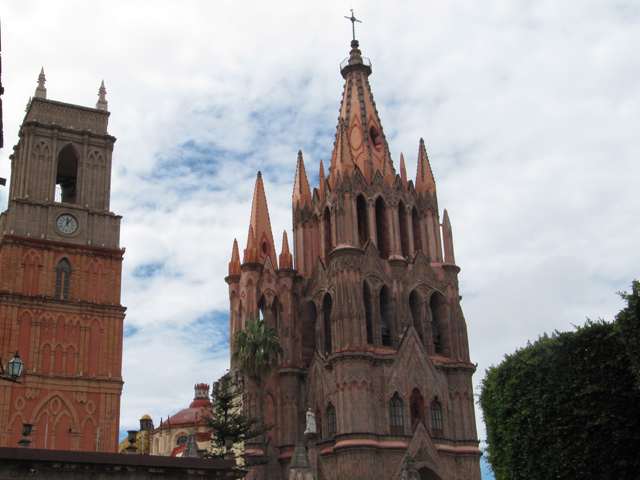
[227,39,481,480]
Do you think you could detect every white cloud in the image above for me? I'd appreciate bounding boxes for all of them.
[2,2,639,465]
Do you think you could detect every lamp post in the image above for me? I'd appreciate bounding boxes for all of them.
[0,351,24,383]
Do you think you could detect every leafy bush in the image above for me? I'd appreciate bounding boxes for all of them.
[479,282,640,480]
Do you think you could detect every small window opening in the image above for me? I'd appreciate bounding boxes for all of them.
[398,201,409,257]
[375,197,389,259]
[410,388,425,425]
[301,302,317,367]
[356,195,369,248]
[363,282,373,344]
[412,207,422,254]
[323,207,332,261]
[380,285,393,347]
[55,259,71,300]
[326,404,336,438]
[430,292,449,356]
[323,294,333,355]
[389,393,404,435]
[431,400,443,437]
[409,290,424,343]
[262,242,268,254]
[56,145,78,204]
[369,127,383,151]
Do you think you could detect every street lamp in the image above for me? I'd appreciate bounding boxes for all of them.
[0,352,24,383]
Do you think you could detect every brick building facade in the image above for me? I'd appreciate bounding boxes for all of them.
[0,74,125,452]
[226,40,482,480]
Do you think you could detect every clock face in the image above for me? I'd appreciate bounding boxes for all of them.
[56,214,78,235]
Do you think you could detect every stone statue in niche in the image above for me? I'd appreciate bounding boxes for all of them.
[304,407,316,435]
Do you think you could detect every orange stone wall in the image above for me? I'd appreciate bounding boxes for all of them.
[0,236,125,451]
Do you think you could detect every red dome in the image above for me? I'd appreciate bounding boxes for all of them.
[163,402,210,426]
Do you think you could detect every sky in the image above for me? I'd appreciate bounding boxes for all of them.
[2,1,639,478]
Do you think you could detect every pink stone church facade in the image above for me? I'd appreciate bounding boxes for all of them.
[226,39,482,480]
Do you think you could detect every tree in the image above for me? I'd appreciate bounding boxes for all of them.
[231,318,283,386]
[214,318,283,465]
[616,280,640,390]
[204,372,273,459]
[479,292,640,480]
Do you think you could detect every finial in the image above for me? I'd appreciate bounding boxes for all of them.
[96,80,108,111]
[34,68,47,99]
[257,171,262,179]
[344,9,361,42]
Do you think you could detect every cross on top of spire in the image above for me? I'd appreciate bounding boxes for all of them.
[344,9,361,41]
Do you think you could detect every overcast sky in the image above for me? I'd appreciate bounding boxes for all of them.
[2,2,639,477]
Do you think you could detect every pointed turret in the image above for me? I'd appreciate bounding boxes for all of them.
[330,39,394,186]
[244,172,277,268]
[442,209,456,265]
[34,68,47,99]
[329,118,356,187]
[415,138,436,197]
[229,239,241,276]
[292,151,312,210]
[243,225,258,264]
[96,80,108,111]
[383,150,396,185]
[399,152,408,188]
[319,160,326,199]
[279,231,293,269]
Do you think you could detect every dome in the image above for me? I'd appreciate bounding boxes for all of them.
[163,402,210,426]
[141,414,152,420]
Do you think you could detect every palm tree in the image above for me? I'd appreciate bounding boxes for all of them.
[231,318,283,386]
[231,317,283,456]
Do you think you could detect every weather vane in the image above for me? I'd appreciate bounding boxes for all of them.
[344,9,361,41]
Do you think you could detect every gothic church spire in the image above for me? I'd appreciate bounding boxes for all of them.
[244,172,277,268]
[415,138,436,197]
[329,38,394,187]
[292,150,312,209]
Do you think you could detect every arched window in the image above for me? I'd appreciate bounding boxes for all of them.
[258,296,278,332]
[431,399,443,437]
[323,207,332,262]
[356,195,369,249]
[55,259,71,300]
[176,435,188,446]
[326,404,336,438]
[430,292,449,356]
[375,197,389,259]
[323,294,333,355]
[301,302,317,366]
[398,201,409,258]
[312,215,321,264]
[409,290,424,343]
[56,145,78,204]
[389,393,404,435]
[363,282,373,344]
[412,207,422,255]
[380,285,393,347]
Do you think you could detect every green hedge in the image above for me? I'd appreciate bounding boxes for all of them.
[479,282,640,480]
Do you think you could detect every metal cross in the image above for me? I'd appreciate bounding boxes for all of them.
[344,9,361,41]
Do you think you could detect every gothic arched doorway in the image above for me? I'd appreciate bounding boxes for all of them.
[418,467,443,480]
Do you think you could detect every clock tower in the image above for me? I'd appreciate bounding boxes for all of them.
[0,71,125,452]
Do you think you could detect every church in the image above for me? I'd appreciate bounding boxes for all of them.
[0,21,482,480]
[226,37,482,480]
